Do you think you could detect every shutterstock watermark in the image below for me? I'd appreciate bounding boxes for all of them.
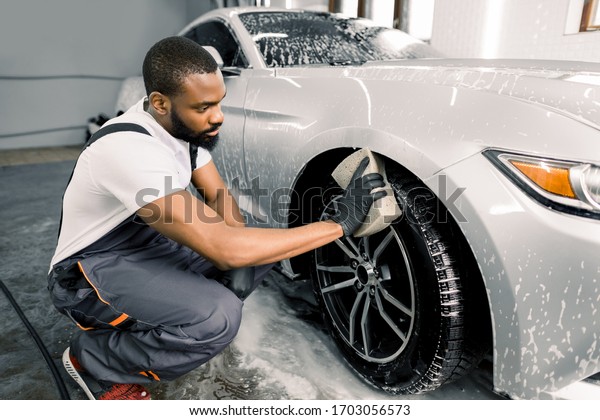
[134,175,467,226]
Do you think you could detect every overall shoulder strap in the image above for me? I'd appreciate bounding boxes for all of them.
[56,123,151,243]
[189,144,199,172]
[85,123,150,149]
[92,123,198,172]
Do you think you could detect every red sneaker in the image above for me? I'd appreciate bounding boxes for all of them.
[98,383,151,400]
[62,347,151,400]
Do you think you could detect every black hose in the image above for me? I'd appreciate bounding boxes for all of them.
[0,279,70,400]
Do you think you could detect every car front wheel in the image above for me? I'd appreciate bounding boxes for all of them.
[310,168,490,394]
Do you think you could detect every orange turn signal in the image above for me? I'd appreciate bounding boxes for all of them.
[510,160,577,199]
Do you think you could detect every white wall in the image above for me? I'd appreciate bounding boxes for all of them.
[0,0,189,150]
[431,0,600,63]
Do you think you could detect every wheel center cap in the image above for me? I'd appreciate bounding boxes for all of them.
[356,264,375,285]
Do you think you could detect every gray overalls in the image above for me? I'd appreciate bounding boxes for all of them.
[48,124,271,384]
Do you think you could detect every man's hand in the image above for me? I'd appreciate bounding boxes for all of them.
[329,157,387,236]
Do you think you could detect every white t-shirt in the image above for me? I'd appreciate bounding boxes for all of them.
[50,98,211,269]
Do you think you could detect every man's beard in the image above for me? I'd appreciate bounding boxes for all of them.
[170,106,221,151]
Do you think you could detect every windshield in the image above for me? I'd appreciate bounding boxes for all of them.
[239,11,443,68]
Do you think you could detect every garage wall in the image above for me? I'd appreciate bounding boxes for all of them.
[431,0,600,63]
[0,0,189,150]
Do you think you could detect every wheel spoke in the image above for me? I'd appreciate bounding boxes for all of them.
[321,277,357,294]
[379,286,413,317]
[348,290,366,345]
[360,294,372,356]
[362,236,371,258]
[345,236,361,255]
[334,239,359,259]
[374,290,407,342]
[316,264,355,273]
[372,231,395,264]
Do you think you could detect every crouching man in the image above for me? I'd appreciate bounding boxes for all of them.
[48,36,386,400]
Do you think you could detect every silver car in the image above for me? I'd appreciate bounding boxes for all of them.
[120,6,600,400]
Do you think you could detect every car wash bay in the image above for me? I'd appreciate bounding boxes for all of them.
[0,149,503,400]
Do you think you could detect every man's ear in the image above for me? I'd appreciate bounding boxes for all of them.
[148,92,170,115]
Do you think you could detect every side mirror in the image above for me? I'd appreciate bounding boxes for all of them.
[202,45,242,76]
[202,46,224,68]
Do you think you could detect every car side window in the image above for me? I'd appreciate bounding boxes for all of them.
[183,21,247,68]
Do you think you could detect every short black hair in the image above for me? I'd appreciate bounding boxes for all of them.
[142,36,218,97]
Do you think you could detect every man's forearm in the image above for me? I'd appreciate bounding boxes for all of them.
[138,190,344,270]
[207,189,245,228]
[219,220,343,268]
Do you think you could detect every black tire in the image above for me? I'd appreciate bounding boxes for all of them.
[310,167,490,394]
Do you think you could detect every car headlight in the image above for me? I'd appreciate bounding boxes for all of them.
[484,149,600,219]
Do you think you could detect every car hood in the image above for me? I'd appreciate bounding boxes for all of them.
[355,58,600,130]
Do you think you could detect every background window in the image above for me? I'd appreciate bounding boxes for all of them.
[581,0,600,31]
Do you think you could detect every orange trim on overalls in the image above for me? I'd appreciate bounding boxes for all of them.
[76,261,132,328]
[109,313,130,327]
[77,261,110,305]
[140,371,161,381]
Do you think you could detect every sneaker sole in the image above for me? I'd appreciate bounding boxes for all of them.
[62,348,96,400]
